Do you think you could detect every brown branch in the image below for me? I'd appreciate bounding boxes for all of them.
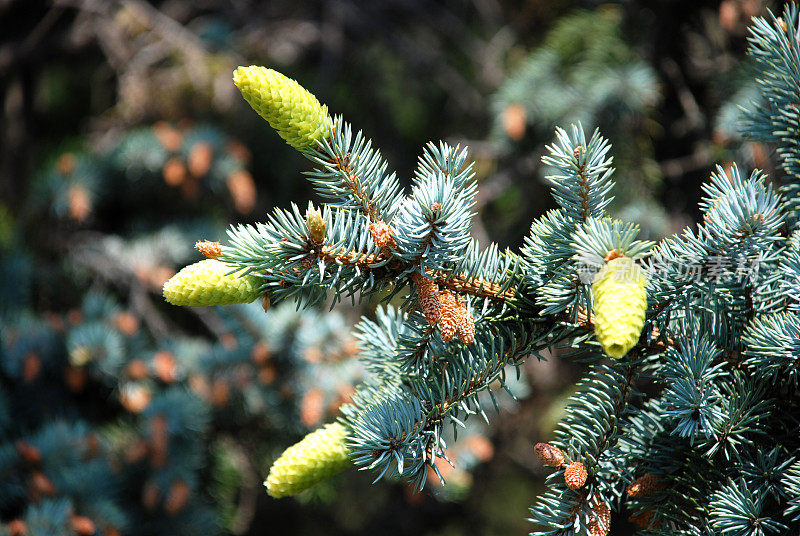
[321,149,379,221]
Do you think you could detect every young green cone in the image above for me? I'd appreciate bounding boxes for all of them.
[233,66,332,150]
[265,422,350,498]
[592,256,647,359]
[163,259,261,307]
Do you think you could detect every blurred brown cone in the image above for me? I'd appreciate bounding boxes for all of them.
[503,103,527,141]
[227,170,257,214]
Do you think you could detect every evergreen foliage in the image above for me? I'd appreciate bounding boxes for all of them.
[159,6,800,534]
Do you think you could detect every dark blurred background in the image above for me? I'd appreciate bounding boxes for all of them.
[0,1,780,535]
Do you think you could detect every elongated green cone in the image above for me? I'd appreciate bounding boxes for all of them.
[592,256,648,359]
[163,259,261,306]
[265,422,350,498]
[233,66,332,150]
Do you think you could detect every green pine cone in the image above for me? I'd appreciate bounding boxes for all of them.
[592,256,648,359]
[265,422,351,498]
[163,259,261,307]
[233,66,332,150]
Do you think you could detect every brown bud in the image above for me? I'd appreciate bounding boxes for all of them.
[588,499,611,536]
[149,414,169,468]
[195,240,221,259]
[162,158,187,187]
[153,351,176,383]
[628,510,657,529]
[113,311,140,336]
[603,249,623,262]
[306,205,326,245]
[15,440,41,465]
[142,479,161,510]
[8,519,27,536]
[300,388,325,427]
[258,365,276,385]
[119,383,152,414]
[303,346,324,364]
[564,461,588,490]
[262,294,271,313]
[153,122,183,152]
[503,103,527,141]
[226,170,257,214]
[369,220,395,248]
[64,366,87,393]
[22,353,41,383]
[534,442,565,467]
[221,333,238,350]
[165,480,191,514]
[71,516,96,536]
[68,185,92,222]
[464,435,494,463]
[56,153,76,175]
[251,341,271,365]
[211,379,230,407]
[124,439,149,463]
[126,359,149,381]
[30,471,56,496]
[188,142,213,178]
[626,473,663,498]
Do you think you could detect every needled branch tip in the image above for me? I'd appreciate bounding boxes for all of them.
[233,66,332,150]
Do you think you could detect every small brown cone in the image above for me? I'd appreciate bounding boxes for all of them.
[626,473,663,498]
[588,499,611,536]
[534,442,565,467]
[564,461,588,490]
[438,290,459,342]
[454,296,475,344]
[412,272,441,326]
